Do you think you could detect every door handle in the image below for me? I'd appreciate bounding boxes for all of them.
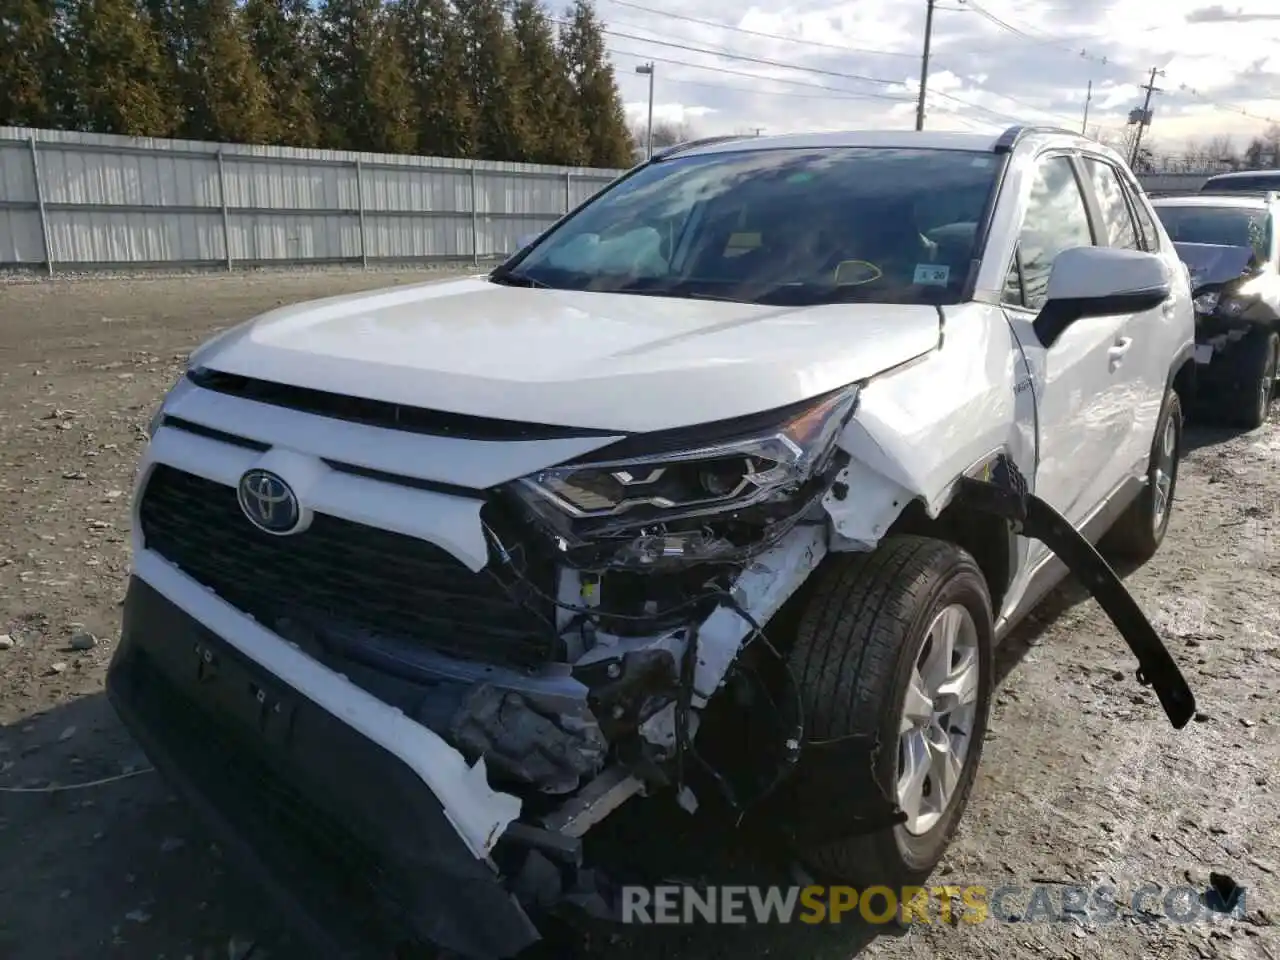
[1108,337,1133,363]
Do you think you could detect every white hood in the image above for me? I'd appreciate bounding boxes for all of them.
[195,276,942,432]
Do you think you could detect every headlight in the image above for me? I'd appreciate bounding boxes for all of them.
[1193,292,1219,315]
[505,387,858,567]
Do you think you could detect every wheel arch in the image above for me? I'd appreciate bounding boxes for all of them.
[883,497,1014,618]
[1169,343,1196,410]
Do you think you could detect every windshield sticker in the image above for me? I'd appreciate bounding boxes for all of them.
[914,263,951,286]
[786,172,815,183]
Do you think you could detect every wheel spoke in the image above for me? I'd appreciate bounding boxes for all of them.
[936,648,979,707]
[922,606,961,692]
[901,667,934,734]
[929,736,964,809]
[897,729,930,826]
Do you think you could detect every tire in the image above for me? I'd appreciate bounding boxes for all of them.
[1101,388,1183,564]
[784,535,994,889]
[1237,330,1278,430]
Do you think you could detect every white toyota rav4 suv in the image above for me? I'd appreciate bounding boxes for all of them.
[109,126,1198,958]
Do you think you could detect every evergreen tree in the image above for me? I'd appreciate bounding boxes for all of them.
[66,0,179,136]
[160,0,276,143]
[455,0,531,161]
[392,0,475,157]
[510,0,583,164]
[0,0,69,127]
[242,0,321,147]
[315,0,416,153]
[559,0,631,168]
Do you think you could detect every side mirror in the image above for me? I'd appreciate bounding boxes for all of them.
[1034,246,1172,348]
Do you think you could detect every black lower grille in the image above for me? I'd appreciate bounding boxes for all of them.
[139,465,556,667]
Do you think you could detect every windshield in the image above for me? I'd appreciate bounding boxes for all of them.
[499,146,1003,306]
[1154,205,1272,265]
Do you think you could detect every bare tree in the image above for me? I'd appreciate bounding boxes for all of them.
[630,118,697,155]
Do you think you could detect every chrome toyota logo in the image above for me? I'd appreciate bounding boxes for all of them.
[237,469,301,535]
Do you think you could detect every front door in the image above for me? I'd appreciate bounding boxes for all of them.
[999,153,1134,560]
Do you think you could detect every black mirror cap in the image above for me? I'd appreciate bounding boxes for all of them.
[1034,285,1171,348]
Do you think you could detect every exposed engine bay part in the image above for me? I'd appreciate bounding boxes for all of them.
[540,766,646,838]
[448,684,608,795]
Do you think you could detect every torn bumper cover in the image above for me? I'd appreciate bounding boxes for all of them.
[954,454,1196,728]
[107,577,541,960]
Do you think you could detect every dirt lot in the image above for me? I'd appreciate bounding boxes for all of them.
[0,269,1277,960]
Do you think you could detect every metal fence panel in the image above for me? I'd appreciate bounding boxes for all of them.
[0,126,627,272]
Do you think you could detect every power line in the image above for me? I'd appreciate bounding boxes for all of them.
[601,1,1084,130]
[603,0,921,59]
[962,0,1279,124]
[596,19,1030,124]
[608,48,915,103]
[574,21,908,89]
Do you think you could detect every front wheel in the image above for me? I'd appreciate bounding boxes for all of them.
[784,536,994,888]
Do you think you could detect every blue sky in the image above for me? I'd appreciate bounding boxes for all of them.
[599,0,1280,152]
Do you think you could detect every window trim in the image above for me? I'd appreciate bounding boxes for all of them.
[1110,159,1162,253]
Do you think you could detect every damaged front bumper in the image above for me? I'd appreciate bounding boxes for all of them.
[108,577,541,960]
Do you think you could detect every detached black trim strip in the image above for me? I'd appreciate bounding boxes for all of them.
[187,367,618,442]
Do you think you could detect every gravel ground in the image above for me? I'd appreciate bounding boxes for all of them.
[0,269,1277,960]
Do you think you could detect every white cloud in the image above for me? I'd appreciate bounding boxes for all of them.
[600,0,1280,156]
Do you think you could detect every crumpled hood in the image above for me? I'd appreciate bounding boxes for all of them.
[1173,242,1255,291]
[193,276,942,432]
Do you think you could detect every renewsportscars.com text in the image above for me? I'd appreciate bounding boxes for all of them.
[620,883,1247,926]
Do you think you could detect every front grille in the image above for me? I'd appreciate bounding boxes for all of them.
[139,465,557,667]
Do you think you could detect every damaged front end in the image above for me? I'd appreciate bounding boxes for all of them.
[1178,241,1279,376]
[244,386,865,946]
[448,388,859,821]
[120,370,1200,960]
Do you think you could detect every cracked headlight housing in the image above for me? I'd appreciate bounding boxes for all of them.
[506,387,858,568]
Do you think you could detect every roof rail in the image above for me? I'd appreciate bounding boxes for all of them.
[652,134,751,161]
[993,124,1086,154]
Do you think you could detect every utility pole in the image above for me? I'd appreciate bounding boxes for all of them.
[915,0,937,130]
[1081,79,1092,135]
[636,63,655,160]
[1129,67,1164,169]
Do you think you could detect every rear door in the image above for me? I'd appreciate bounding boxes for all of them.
[999,152,1132,537]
